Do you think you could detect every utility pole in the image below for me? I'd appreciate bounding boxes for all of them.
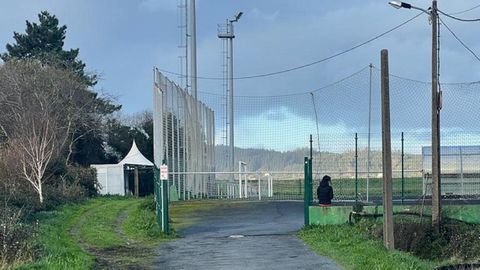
[189,0,197,99]
[388,0,442,231]
[218,12,242,172]
[381,49,394,250]
[431,0,442,230]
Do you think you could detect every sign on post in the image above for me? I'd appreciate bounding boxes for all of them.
[160,165,168,180]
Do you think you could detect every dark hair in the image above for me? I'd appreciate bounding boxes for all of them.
[319,175,331,187]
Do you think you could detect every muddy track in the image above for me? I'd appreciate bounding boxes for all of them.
[69,203,155,270]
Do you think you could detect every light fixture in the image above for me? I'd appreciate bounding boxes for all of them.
[231,12,243,22]
[388,1,412,9]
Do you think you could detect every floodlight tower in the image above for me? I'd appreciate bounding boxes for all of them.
[190,0,197,99]
[218,12,243,172]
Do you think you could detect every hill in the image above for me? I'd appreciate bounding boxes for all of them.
[214,145,422,174]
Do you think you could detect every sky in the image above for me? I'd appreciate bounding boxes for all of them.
[1,0,480,151]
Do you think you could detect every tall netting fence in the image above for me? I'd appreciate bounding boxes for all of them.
[153,69,215,200]
[155,65,480,202]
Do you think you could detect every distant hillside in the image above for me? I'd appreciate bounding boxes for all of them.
[215,145,422,174]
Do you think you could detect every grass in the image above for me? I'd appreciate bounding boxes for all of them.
[268,177,425,200]
[75,198,132,248]
[16,200,99,270]
[300,205,480,269]
[16,197,158,269]
[122,197,174,245]
[15,196,230,269]
[299,224,437,270]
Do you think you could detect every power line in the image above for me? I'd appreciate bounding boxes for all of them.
[371,65,480,85]
[449,4,480,15]
[159,12,423,81]
[198,66,369,97]
[439,16,480,62]
[438,9,480,22]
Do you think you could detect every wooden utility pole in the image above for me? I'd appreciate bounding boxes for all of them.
[431,0,442,230]
[381,49,394,250]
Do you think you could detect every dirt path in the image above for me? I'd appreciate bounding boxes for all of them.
[152,201,341,270]
[69,203,155,270]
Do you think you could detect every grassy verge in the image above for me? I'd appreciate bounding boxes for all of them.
[15,197,230,269]
[299,224,437,270]
[122,197,174,245]
[16,200,100,270]
[301,205,480,269]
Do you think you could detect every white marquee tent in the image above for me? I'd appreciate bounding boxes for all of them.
[91,141,154,195]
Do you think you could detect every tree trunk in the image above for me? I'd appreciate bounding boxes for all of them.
[38,181,44,204]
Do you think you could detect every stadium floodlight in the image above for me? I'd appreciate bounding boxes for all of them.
[231,12,243,22]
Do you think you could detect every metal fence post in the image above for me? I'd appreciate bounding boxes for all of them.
[163,174,170,234]
[355,133,358,201]
[304,157,310,226]
[401,132,405,204]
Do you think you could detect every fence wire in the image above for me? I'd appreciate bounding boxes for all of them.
[155,66,480,202]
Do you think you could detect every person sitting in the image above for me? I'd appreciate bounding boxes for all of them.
[317,175,334,206]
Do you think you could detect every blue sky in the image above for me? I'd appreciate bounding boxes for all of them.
[2,1,479,111]
[2,1,480,151]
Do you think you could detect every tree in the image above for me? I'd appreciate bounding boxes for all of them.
[1,11,96,86]
[105,112,154,163]
[1,11,121,166]
[0,61,87,203]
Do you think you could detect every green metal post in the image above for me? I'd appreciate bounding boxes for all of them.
[162,159,169,234]
[401,132,405,204]
[304,157,310,226]
[309,159,313,205]
[355,133,358,201]
[162,176,170,234]
[309,135,313,205]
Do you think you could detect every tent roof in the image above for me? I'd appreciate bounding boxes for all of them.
[118,141,154,167]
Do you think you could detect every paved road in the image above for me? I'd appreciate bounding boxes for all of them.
[153,201,341,270]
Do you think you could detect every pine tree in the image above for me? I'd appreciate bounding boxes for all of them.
[1,11,96,86]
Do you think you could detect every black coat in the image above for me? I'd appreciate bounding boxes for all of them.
[317,184,333,204]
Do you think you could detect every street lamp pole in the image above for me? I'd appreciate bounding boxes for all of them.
[389,0,441,229]
[430,0,441,230]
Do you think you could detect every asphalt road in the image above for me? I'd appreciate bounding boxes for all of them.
[153,201,341,270]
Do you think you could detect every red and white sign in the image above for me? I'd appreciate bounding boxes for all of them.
[160,165,168,180]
